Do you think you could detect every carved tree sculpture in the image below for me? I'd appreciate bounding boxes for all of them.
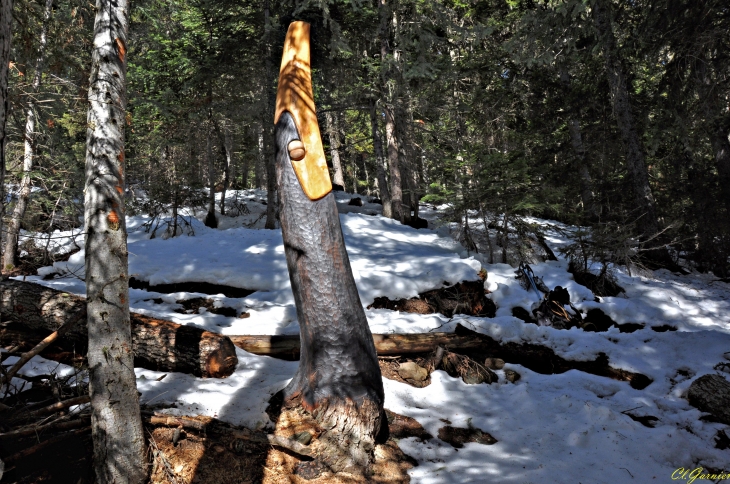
[274,21,384,474]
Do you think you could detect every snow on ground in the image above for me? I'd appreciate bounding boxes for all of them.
[10,188,730,482]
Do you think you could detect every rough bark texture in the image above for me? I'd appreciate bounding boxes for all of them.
[687,374,730,425]
[84,0,146,479]
[325,112,345,189]
[371,101,391,216]
[3,0,52,269]
[276,112,384,474]
[591,0,659,238]
[0,279,238,378]
[0,0,13,261]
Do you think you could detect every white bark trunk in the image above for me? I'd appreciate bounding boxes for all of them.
[84,0,146,480]
[325,112,345,188]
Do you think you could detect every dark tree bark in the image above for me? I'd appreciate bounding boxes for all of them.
[590,0,660,238]
[370,100,391,211]
[559,65,597,221]
[0,0,13,263]
[3,0,52,269]
[0,279,238,378]
[263,0,278,229]
[276,112,384,473]
[84,0,146,479]
[218,122,232,216]
[204,85,218,228]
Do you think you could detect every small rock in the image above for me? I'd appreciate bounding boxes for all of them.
[239,312,250,318]
[484,357,505,370]
[398,361,429,381]
[504,369,521,383]
[293,431,312,445]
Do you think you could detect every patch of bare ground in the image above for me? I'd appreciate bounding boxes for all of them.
[258,394,418,484]
[148,422,268,484]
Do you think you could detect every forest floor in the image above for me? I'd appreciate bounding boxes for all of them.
[3,188,730,483]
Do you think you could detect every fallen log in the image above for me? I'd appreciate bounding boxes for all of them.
[229,332,485,360]
[687,374,730,425]
[232,324,651,389]
[0,280,237,378]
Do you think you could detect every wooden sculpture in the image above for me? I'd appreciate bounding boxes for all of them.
[274,21,384,474]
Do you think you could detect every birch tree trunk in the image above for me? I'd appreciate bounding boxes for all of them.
[384,104,403,222]
[325,112,345,189]
[84,0,146,480]
[559,65,597,220]
[3,0,52,270]
[370,100,391,212]
[590,0,660,238]
[0,0,13,260]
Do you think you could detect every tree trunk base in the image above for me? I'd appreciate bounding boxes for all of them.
[309,397,382,475]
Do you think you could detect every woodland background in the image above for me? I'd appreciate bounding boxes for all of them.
[1,0,729,275]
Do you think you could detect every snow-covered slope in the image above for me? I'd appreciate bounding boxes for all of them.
[12,189,730,482]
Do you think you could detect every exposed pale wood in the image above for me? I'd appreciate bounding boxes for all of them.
[687,374,730,425]
[274,22,331,200]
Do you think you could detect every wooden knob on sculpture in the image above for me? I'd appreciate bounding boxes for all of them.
[288,140,306,161]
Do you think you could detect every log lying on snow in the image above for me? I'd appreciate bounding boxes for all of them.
[0,280,237,378]
[232,324,652,389]
[687,374,730,425]
[229,331,486,360]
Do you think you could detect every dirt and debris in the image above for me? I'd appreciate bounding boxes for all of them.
[129,278,255,298]
[368,280,496,318]
[173,297,239,318]
[437,426,497,448]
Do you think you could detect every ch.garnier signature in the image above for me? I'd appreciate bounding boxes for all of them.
[672,467,730,483]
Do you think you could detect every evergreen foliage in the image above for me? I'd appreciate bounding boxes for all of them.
[1,0,728,274]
